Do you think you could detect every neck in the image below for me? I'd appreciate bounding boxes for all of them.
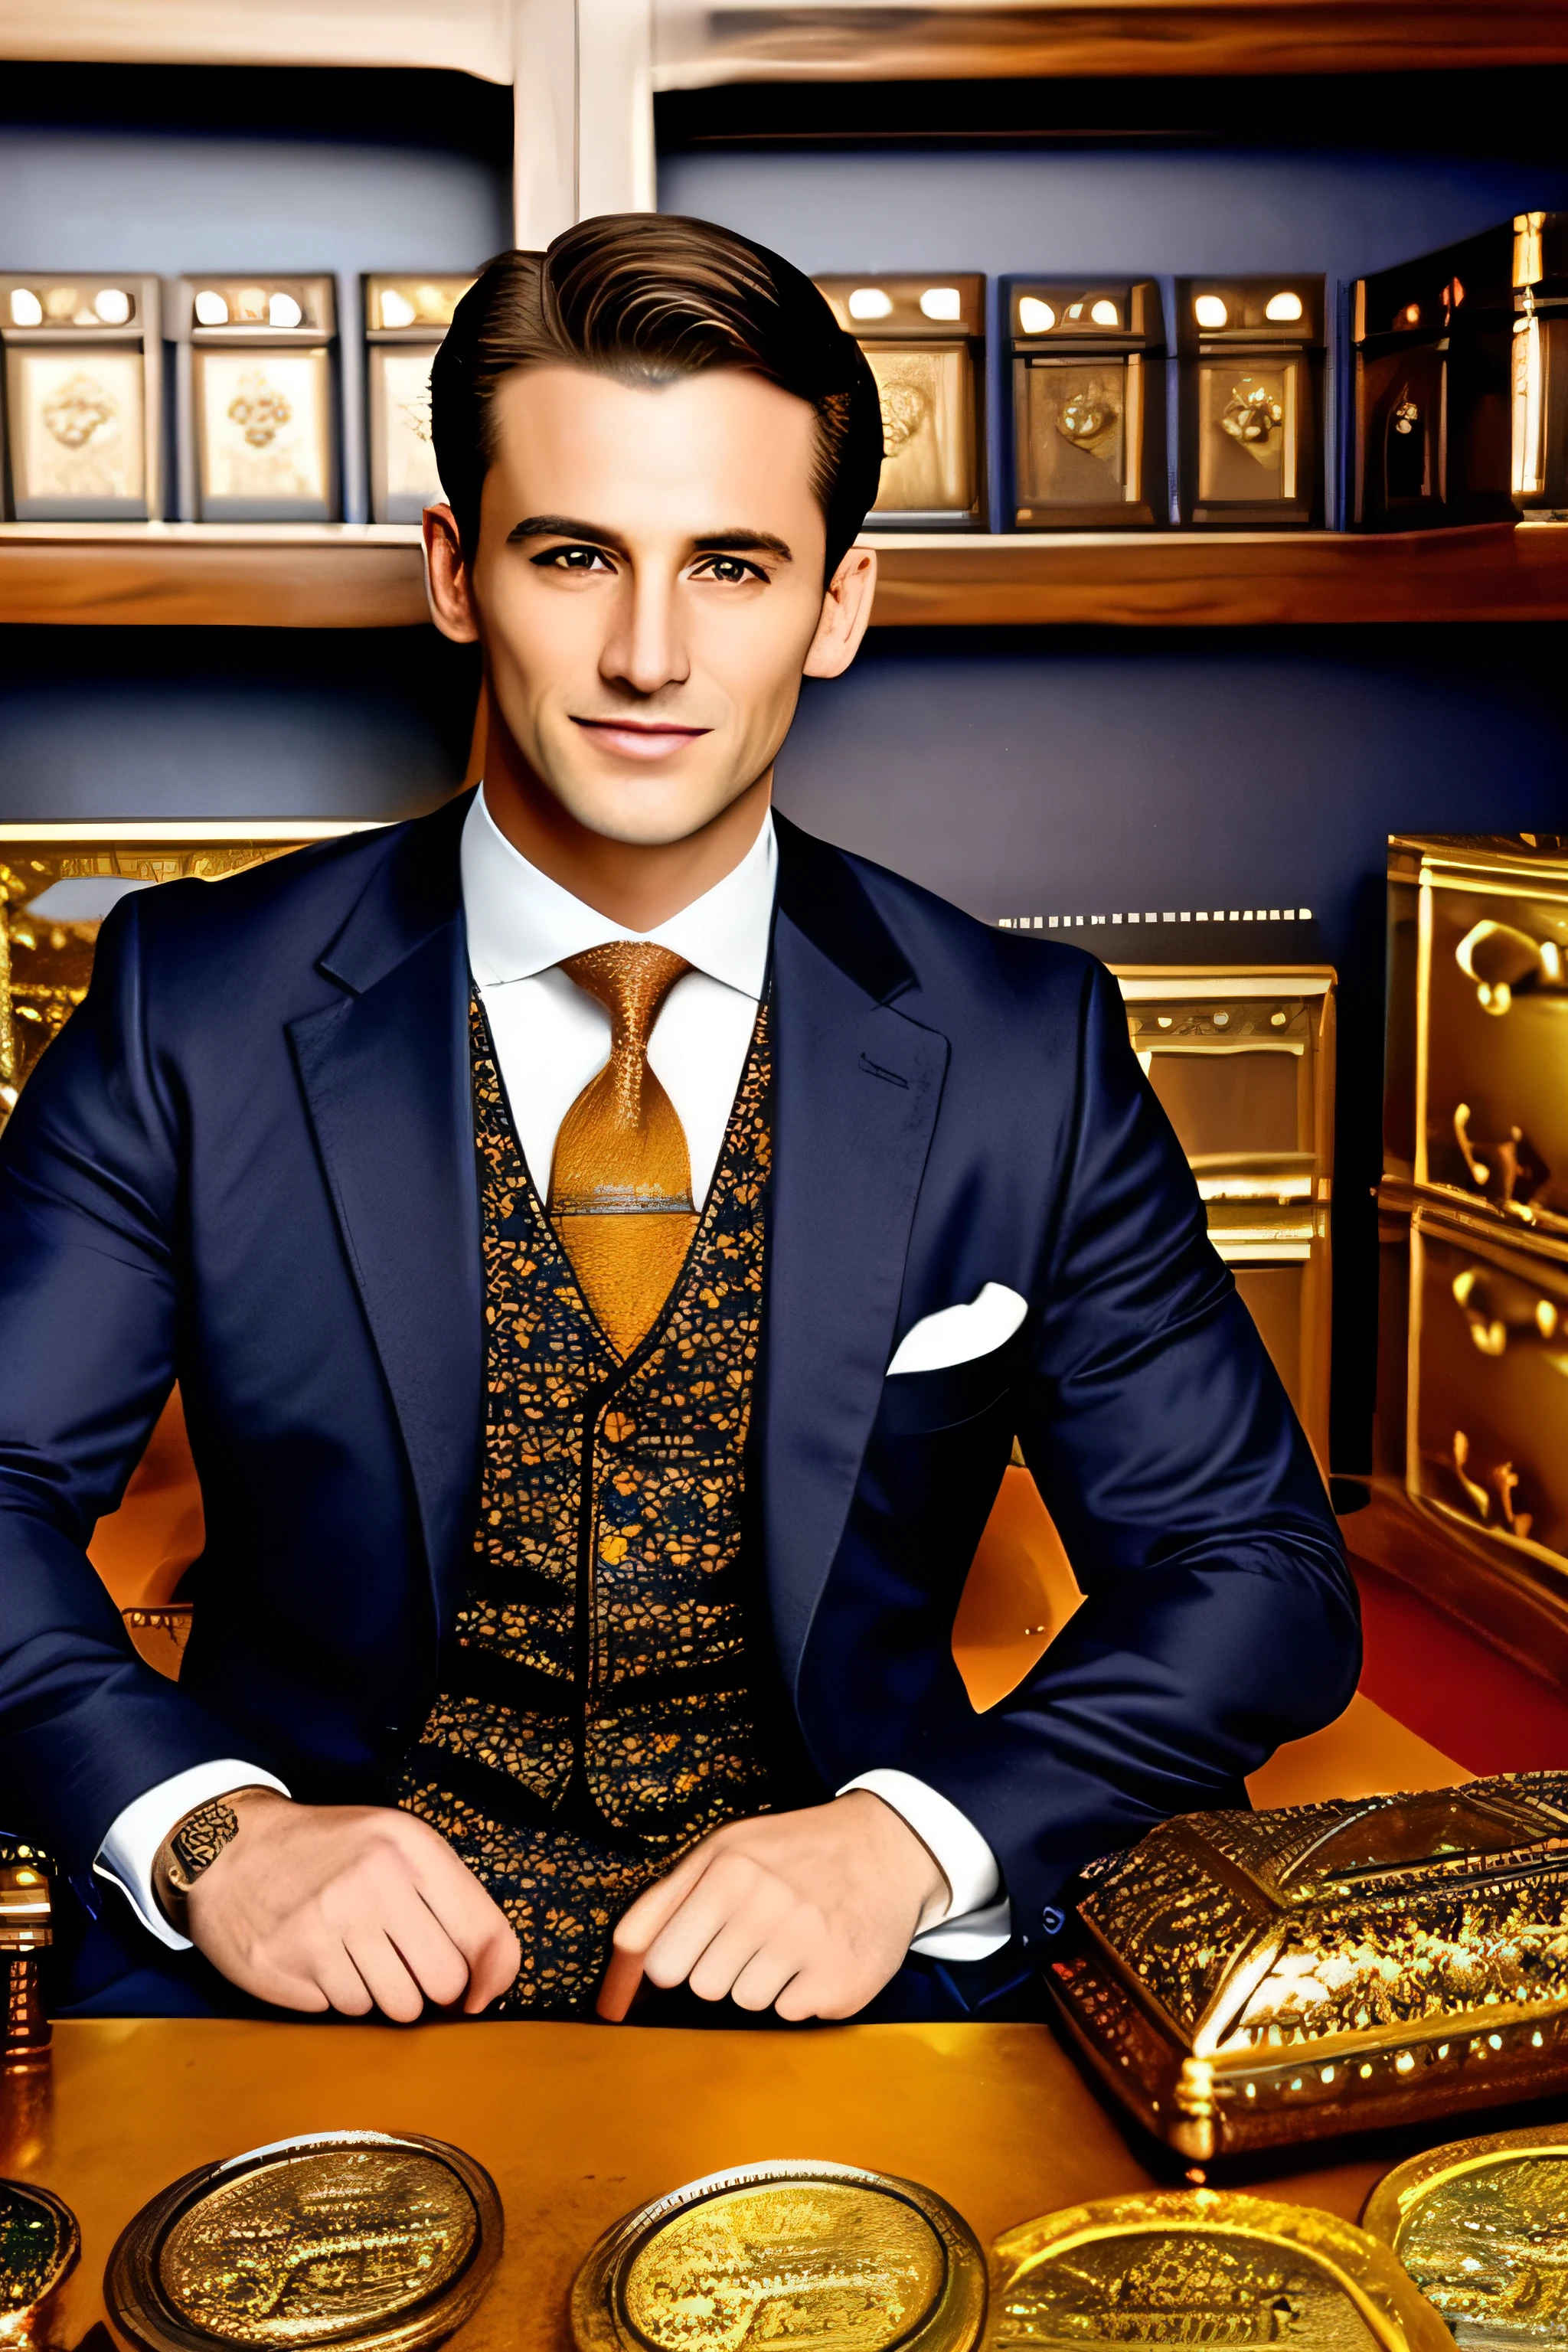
[479,717,773,932]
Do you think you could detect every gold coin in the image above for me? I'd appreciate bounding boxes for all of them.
[991,2189,1452,2350]
[573,2162,985,2352]
[1363,2122,1568,2344]
[108,2132,501,2352]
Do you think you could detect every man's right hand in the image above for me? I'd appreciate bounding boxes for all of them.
[177,1792,521,2021]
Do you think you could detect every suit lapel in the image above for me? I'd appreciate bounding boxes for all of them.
[289,796,482,1631]
[763,818,949,1692]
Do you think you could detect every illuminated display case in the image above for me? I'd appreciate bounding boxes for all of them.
[813,274,985,528]
[1511,211,1568,518]
[1004,278,1167,529]
[1112,965,1336,1465]
[0,273,162,520]
[364,274,475,524]
[172,275,339,522]
[1351,224,1514,531]
[0,823,374,1132]
[1175,276,1325,528]
[1380,835,1568,1613]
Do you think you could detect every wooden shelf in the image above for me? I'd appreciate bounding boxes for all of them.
[3,519,1566,629]
[658,0,1568,85]
[864,521,1568,626]
[0,523,429,630]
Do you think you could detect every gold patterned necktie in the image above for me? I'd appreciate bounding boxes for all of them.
[547,941,698,1359]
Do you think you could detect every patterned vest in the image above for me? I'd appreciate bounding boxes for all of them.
[397,995,803,2016]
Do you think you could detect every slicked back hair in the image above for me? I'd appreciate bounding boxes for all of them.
[430,214,885,580]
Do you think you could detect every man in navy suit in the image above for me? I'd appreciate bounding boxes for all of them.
[0,216,1357,2024]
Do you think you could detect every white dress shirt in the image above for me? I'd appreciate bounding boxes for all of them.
[96,786,1008,1964]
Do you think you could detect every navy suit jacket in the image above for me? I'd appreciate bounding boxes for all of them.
[0,793,1357,1965]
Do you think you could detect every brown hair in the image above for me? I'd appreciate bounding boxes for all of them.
[431,214,884,579]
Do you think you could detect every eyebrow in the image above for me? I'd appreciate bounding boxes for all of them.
[506,515,793,564]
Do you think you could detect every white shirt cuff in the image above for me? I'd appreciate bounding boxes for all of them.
[93,1760,290,1951]
[837,1768,1012,1960]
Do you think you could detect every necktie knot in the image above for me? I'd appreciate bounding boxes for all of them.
[559,941,691,1054]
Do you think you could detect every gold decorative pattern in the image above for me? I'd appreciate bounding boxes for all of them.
[572,2163,985,2352]
[1048,1774,1568,2158]
[1363,2122,1568,2344]
[0,2179,79,2322]
[398,996,784,2016]
[991,2190,1452,2349]
[106,2133,501,2352]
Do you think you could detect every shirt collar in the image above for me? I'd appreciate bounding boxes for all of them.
[460,783,776,1001]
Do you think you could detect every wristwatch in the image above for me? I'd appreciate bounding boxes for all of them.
[155,1788,270,1935]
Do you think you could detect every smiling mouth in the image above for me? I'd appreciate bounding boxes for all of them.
[570,716,712,762]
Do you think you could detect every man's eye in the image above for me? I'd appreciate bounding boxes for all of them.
[535,546,613,572]
[696,556,762,585]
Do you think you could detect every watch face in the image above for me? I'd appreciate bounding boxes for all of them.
[572,2162,985,2352]
[106,2133,501,2352]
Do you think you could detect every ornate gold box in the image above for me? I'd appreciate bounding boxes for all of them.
[814,276,985,528]
[1176,276,1325,528]
[1004,279,1167,528]
[0,273,162,520]
[172,275,338,521]
[364,274,475,524]
[1112,965,1335,1466]
[1044,1772,1568,2161]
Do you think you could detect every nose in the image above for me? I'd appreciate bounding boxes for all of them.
[599,560,690,698]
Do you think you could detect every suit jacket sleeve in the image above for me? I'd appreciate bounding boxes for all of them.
[0,892,239,1877]
[900,955,1361,1943]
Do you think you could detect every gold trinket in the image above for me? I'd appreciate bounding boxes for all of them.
[106,2130,501,2352]
[571,2161,985,2352]
[1364,2122,1568,2344]
[991,2188,1451,2348]
[0,2179,79,2331]
[1046,1772,1568,2160]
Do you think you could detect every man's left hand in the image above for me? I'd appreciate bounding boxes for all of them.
[598,1789,949,2023]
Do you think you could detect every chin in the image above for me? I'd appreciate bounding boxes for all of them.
[556,775,750,851]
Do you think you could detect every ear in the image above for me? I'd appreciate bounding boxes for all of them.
[423,503,480,645]
[802,545,877,680]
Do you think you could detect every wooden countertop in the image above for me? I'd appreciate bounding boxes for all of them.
[2,2016,1448,2350]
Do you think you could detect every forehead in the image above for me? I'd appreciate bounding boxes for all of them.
[485,363,822,531]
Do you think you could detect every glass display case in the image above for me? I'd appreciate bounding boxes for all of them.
[1004,279,1167,528]
[813,274,985,528]
[1175,276,1325,528]
[1380,835,1568,1606]
[1112,965,1336,1464]
[364,274,476,524]
[0,273,162,520]
[172,275,339,522]
[1351,223,1514,531]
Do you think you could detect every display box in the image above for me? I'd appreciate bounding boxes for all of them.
[172,276,338,522]
[364,275,475,524]
[813,275,985,528]
[1112,965,1336,1465]
[1351,224,1515,531]
[1004,279,1166,528]
[1511,211,1568,518]
[1175,276,1325,527]
[0,822,374,1132]
[1384,833,1568,1231]
[0,275,162,520]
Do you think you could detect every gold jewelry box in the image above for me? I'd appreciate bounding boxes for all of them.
[1044,1772,1568,2161]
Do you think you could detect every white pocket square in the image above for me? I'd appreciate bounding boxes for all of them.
[886,1282,1028,1376]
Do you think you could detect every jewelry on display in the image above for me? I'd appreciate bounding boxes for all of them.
[571,2161,986,2352]
[106,2132,501,2352]
[991,2190,1451,2349]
